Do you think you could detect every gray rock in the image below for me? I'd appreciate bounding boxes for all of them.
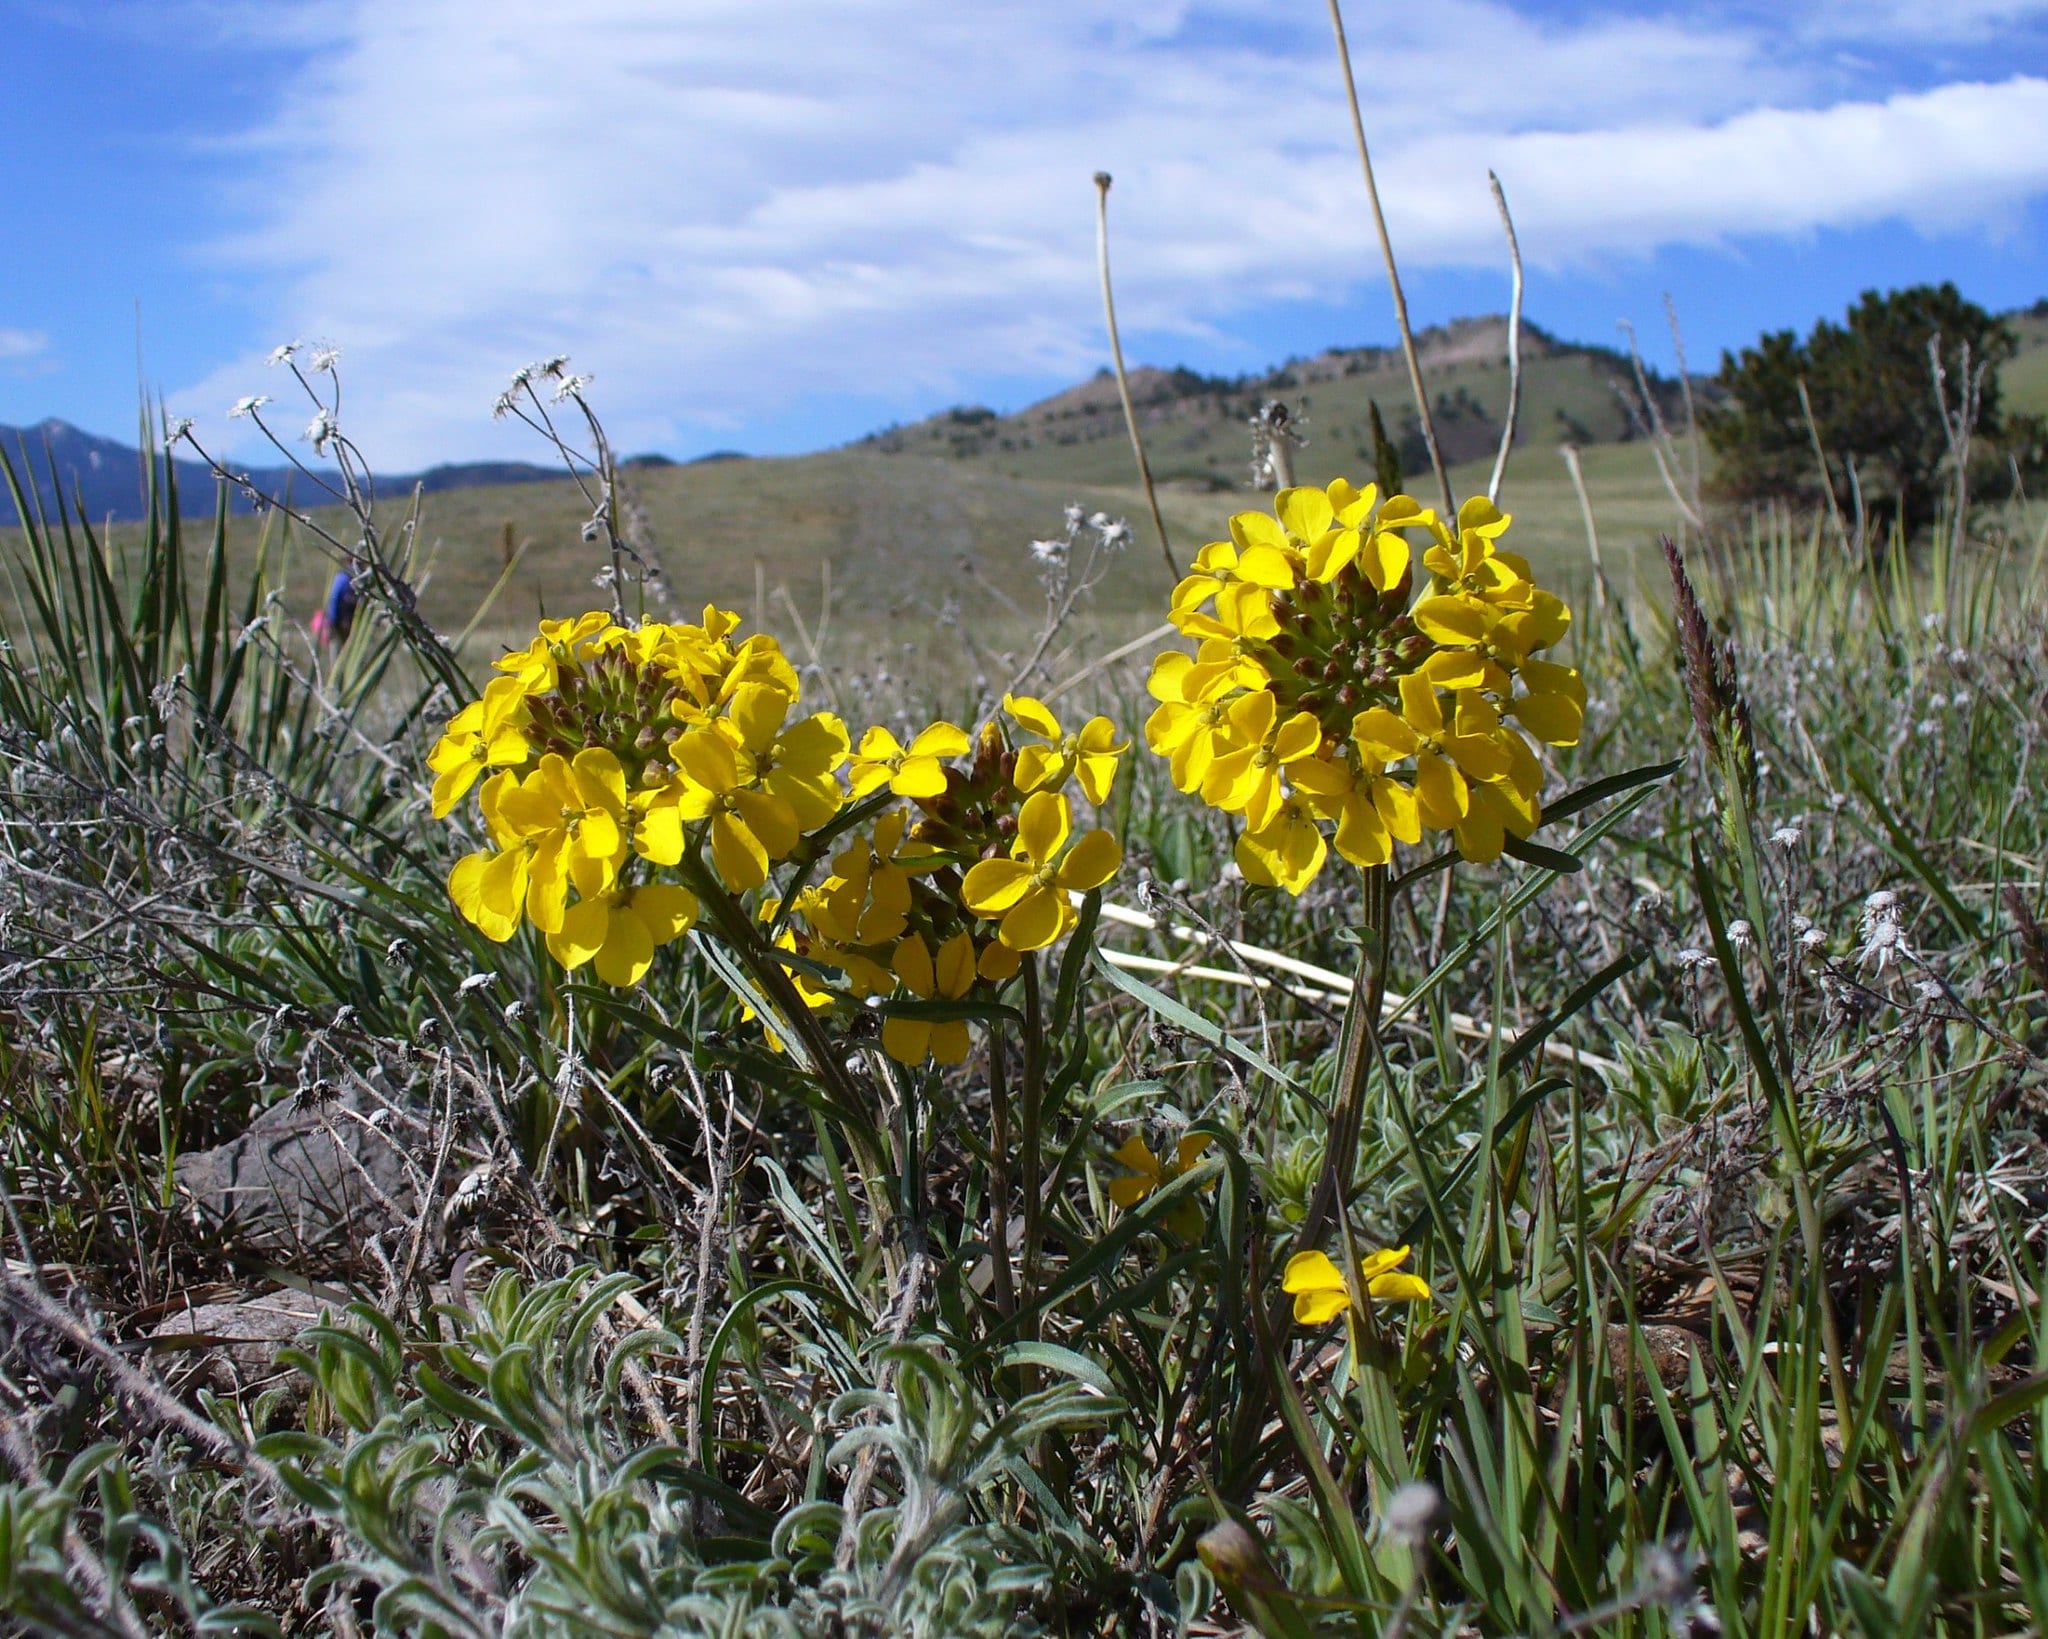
[172,1086,443,1276]
[144,1289,328,1397]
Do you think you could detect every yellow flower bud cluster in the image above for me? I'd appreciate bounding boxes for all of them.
[1146,482,1583,893]
[771,692,1127,1067]
[428,618,1128,1066]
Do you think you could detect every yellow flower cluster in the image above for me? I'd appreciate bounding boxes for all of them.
[431,608,847,985]
[771,692,1125,1066]
[428,615,1127,1065]
[1146,482,1583,892]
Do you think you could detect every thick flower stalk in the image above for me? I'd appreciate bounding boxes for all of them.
[1145,482,1582,890]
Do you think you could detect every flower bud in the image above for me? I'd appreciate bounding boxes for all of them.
[1397,635,1433,665]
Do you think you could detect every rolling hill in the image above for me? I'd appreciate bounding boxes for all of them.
[7,303,2042,676]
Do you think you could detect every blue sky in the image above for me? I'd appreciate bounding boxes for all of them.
[2,0,2045,469]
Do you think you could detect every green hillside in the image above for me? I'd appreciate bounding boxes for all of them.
[15,303,2042,675]
[858,315,1680,492]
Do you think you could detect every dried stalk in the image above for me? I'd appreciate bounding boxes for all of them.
[1326,0,1454,517]
[1093,172,1177,581]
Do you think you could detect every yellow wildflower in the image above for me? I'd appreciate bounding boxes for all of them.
[427,676,533,818]
[1199,691,1321,830]
[548,882,699,987]
[485,750,631,933]
[846,720,970,800]
[1281,1247,1432,1326]
[880,930,978,1066]
[493,610,614,695]
[1145,649,1261,795]
[1003,694,1127,804]
[1235,791,1329,894]
[960,790,1121,950]
[1107,1131,1215,1238]
[1351,676,1512,831]
[673,684,848,891]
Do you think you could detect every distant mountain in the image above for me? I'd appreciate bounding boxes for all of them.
[0,418,564,527]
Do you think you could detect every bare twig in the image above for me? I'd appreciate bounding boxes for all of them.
[1327,0,1454,517]
[1093,173,1177,581]
[1560,444,1609,610]
[1486,171,1524,505]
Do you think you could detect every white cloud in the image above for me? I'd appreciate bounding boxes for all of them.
[165,1,2048,465]
[0,328,51,363]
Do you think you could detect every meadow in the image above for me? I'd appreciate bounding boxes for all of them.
[0,114,2046,1638]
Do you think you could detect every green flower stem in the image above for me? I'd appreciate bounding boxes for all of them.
[986,1017,1019,1321]
[677,849,885,1188]
[1299,861,1392,1248]
[1019,954,1046,1322]
[1228,862,1393,1494]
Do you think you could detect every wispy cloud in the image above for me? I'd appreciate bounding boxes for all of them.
[164,1,2048,465]
[0,328,51,362]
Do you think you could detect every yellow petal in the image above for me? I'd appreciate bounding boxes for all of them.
[999,884,1068,950]
[1002,694,1061,740]
[907,720,971,759]
[893,931,936,998]
[1366,1272,1433,1304]
[961,857,1032,915]
[1281,1250,1344,1296]
[1292,1288,1351,1326]
[593,905,656,987]
[1015,789,1071,865]
[934,930,977,998]
[1412,595,1491,646]
[548,897,610,970]
[632,884,699,943]
[1056,828,1121,892]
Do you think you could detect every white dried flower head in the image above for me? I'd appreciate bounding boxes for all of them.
[457,971,497,997]
[302,408,336,454]
[1769,821,1803,848]
[1380,1480,1442,1547]
[492,391,519,420]
[1857,891,1910,972]
[1675,947,1717,974]
[451,1166,497,1212]
[309,344,341,374]
[1028,537,1069,567]
[1921,611,1941,632]
[1913,978,1944,1003]
[266,341,299,366]
[504,999,526,1022]
[1949,687,1972,709]
[1096,516,1133,550]
[228,394,272,419]
[538,354,570,377]
[550,372,592,403]
[1727,920,1755,949]
[163,415,195,443]
[1915,718,1938,738]
[1063,502,1085,530]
